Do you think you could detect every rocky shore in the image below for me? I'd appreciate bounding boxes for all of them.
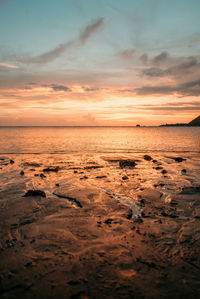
[0,153,200,298]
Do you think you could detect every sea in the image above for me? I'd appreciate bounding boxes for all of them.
[0,126,199,154]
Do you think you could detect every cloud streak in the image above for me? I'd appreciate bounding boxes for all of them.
[0,62,19,69]
[19,18,104,65]
[80,18,104,44]
[136,79,200,97]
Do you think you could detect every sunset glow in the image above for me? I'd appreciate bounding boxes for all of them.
[0,0,200,126]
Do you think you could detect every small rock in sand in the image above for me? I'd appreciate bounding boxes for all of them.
[144,155,152,161]
[119,159,136,169]
[40,173,46,178]
[10,159,15,164]
[20,170,24,175]
[23,190,46,197]
[154,166,163,170]
[80,175,88,180]
[180,186,200,194]
[161,169,167,174]
[122,176,128,180]
[126,209,133,219]
[96,175,107,179]
[105,218,113,224]
[43,166,59,172]
[181,169,187,174]
[172,157,186,162]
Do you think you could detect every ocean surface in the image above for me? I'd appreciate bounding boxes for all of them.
[0,126,199,154]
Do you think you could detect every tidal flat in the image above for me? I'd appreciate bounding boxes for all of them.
[0,152,200,298]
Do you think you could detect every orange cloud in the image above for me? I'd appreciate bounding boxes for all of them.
[0,62,19,69]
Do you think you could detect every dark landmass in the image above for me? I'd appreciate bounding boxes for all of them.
[188,115,200,126]
[160,115,200,127]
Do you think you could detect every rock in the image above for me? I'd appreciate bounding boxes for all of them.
[10,159,15,164]
[80,175,88,180]
[84,165,103,170]
[53,192,82,208]
[181,169,187,174]
[152,159,158,163]
[193,208,200,218]
[40,173,46,178]
[161,211,177,218]
[96,175,107,179]
[20,170,24,175]
[154,166,163,170]
[74,170,78,173]
[119,159,137,169]
[180,186,200,194]
[122,176,128,180]
[23,190,46,197]
[25,261,36,268]
[126,209,133,219]
[159,183,165,187]
[172,157,186,162]
[43,166,59,172]
[134,215,143,223]
[55,183,60,187]
[24,162,40,167]
[144,155,152,161]
[161,169,167,174]
[104,218,113,224]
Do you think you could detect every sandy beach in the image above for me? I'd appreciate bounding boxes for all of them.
[0,152,200,298]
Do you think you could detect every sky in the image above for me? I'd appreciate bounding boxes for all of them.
[0,0,200,126]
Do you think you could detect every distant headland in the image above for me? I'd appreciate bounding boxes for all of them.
[160,115,200,127]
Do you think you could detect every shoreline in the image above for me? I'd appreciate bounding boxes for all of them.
[0,152,200,298]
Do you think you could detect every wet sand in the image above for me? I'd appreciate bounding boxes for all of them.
[0,153,200,298]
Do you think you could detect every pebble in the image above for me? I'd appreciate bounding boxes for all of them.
[144,155,152,161]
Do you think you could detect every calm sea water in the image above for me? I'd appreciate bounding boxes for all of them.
[0,127,199,154]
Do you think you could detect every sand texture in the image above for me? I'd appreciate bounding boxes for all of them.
[0,153,200,298]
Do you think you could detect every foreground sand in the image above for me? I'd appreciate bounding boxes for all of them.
[0,153,200,298]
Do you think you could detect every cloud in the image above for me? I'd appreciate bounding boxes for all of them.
[21,41,73,64]
[18,18,104,65]
[0,0,11,6]
[80,18,104,44]
[83,86,99,92]
[50,84,71,92]
[141,53,200,94]
[140,53,148,65]
[153,51,169,65]
[0,62,19,69]
[142,67,168,77]
[37,83,71,92]
[138,102,200,112]
[136,79,200,97]
[120,49,135,60]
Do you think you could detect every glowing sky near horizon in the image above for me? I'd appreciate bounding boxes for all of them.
[0,0,200,126]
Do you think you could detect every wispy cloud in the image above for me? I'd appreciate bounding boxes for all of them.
[0,0,11,6]
[136,79,200,97]
[80,18,104,44]
[19,18,104,65]
[21,41,73,65]
[40,83,71,92]
[0,62,19,69]
[120,49,135,60]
